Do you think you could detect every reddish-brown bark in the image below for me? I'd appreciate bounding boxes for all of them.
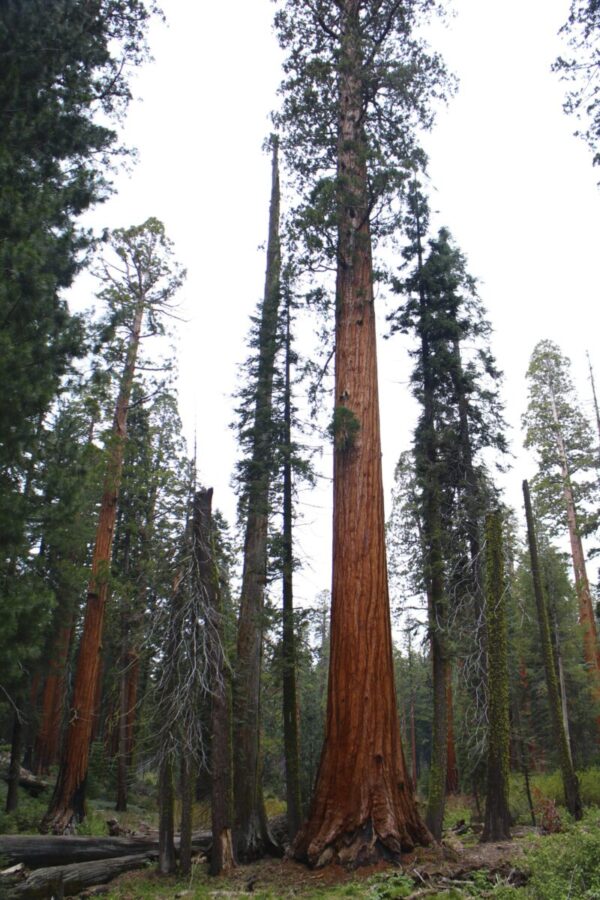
[548,391,600,730]
[34,621,74,775]
[42,298,144,834]
[293,3,429,866]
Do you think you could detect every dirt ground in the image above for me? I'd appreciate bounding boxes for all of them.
[106,829,531,899]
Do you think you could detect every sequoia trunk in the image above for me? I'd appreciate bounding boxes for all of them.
[293,2,429,866]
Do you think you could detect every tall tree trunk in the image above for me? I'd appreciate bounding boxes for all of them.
[548,388,600,711]
[281,287,302,841]
[293,5,429,866]
[233,139,282,862]
[193,489,235,876]
[522,480,582,820]
[42,297,145,834]
[481,511,511,842]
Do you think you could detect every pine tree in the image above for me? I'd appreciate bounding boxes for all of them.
[274,0,451,865]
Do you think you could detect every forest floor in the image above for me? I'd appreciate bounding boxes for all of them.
[4,777,600,898]
[100,825,532,899]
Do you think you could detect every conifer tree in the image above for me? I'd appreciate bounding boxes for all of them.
[522,480,582,819]
[42,219,184,833]
[554,0,600,166]
[274,0,452,865]
[0,0,159,568]
[388,185,506,837]
[232,138,283,861]
[523,340,600,731]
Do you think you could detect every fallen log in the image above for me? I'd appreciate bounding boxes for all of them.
[0,833,212,869]
[9,852,156,898]
[0,754,50,798]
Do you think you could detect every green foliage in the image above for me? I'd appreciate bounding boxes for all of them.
[523,340,598,538]
[329,406,361,452]
[0,783,49,834]
[0,0,160,555]
[523,812,600,899]
[273,0,453,264]
[554,1,600,167]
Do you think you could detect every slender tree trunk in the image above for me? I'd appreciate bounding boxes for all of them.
[193,489,235,876]
[293,6,429,866]
[522,480,582,820]
[158,756,176,875]
[548,389,600,709]
[42,297,145,834]
[6,711,24,813]
[281,288,302,842]
[233,139,282,862]
[481,511,511,842]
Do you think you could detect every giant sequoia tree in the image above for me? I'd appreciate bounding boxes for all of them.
[274,0,450,866]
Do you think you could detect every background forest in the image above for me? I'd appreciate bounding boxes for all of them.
[1,0,600,898]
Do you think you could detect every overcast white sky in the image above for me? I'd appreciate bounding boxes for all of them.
[76,0,600,610]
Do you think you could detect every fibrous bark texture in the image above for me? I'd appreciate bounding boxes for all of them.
[481,511,511,842]
[293,3,429,866]
[523,480,582,820]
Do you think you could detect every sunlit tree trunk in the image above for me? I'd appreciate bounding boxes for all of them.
[293,3,429,866]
